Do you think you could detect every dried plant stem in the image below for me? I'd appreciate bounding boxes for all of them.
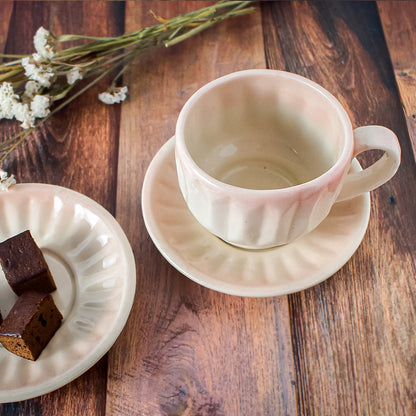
[0,0,256,164]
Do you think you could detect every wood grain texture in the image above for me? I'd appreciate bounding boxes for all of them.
[0,2,124,415]
[0,2,13,53]
[378,1,416,161]
[106,2,296,415]
[0,1,415,415]
[263,2,416,415]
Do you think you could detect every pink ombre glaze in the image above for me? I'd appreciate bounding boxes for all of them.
[175,70,399,248]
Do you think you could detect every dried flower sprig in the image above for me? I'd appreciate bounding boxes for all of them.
[0,0,255,164]
[0,169,16,191]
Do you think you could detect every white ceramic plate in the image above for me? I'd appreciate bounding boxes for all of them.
[142,137,370,297]
[0,184,136,403]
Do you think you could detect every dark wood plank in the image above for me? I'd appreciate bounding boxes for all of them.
[0,1,125,414]
[263,2,416,415]
[0,2,13,53]
[378,1,416,161]
[106,2,297,415]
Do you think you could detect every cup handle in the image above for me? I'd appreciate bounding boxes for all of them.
[336,126,401,202]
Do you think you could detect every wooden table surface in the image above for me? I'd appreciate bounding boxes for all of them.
[0,1,415,415]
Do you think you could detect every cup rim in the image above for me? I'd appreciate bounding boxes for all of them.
[175,69,354,195]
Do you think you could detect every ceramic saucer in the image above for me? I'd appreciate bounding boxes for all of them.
[0,184,136,403]
[142,137,370,297]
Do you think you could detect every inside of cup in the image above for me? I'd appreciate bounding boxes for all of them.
[181,72,349,190]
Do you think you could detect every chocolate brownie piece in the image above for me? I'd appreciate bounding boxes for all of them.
[0,230,56,295]
[0,311,2,325]
[0,291,63,361]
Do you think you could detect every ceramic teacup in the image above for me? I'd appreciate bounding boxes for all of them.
[175,69,401,249]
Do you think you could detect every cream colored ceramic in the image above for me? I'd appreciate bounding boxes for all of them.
[175,69,400,249]
[0,184,136,403]
[142,137,370,297]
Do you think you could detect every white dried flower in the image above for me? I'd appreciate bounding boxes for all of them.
[98,86,128,105]
[13,102,35,129]
[0,82,19,119]
[23,80,41,100]
[0,82,16,100]
[98,92,115,104]
[66,66,83,85]
[34,27,56,59]
[30,95,50,118]
[22,56,54,87]
[32,53,42,63]
[0,170,16,191]
[21,56,35,73]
